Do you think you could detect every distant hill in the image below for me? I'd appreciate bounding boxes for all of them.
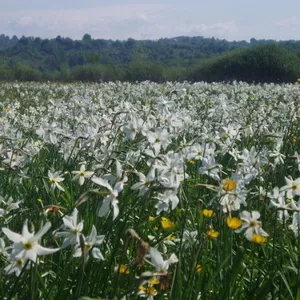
[0,33,300,82]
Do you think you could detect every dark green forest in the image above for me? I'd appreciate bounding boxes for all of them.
[1,33,300,82]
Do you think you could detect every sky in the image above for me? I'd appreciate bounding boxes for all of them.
[1,0,300,41]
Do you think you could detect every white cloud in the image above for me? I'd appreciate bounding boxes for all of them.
[172,21,239,39]
[0,4,241,40]
[275,16,299,27]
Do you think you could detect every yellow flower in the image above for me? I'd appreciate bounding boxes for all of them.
[202,209,215,217]
[297,78,300,83]
[119,264,130,274]
[148,277,160,285]
[138,286,157,296]
[251,234,267,244]
[165,235,176,241]
[207,230,219,239]
[148,216,155,221]
[195,264,202,273]
[161,217,175,230]
[226,217,243,229]
[222,178,237,191]
[187,159,196,164]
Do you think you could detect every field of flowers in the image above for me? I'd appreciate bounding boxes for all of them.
[0,81,299,299]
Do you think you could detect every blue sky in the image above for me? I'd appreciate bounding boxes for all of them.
[1,0,300,41]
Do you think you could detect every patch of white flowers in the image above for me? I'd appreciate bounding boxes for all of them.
[0,80,299,283]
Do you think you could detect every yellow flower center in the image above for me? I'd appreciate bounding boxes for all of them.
[23,241,33,250]
[16,259,24,266]
[85,243,92,250]
[249,220,260,228]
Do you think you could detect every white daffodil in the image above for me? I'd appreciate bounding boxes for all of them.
[220,193,242,213]
[198,156,222,181]
[2,220,59,263]
[48,170,65,192]
[92,177,126,220]
[154,189,179,214]
[289,210,300,237]
[72,163,94,186]
[4,256,30,277]
[268,186,289,221]
[0,196,21,217]
[149,247,178,273]
[54,208,84,249]
[268,139,285,165]
[73,225,105,261]
[2,151,24,168]
[131,168,156,196]
[236,210,268,241]
[146,128,170,154]
[280,176,300,199]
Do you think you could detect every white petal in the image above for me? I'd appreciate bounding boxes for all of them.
[32,222,51,242]
[87,225,97,243]
[79,176,85,186]
[149,247,164,271]
[2,228,22,243]
[35,244,59,256]
[251,211,260,220]
[97,198,111,217]
[91,248,104,260]
[91,177,112,191]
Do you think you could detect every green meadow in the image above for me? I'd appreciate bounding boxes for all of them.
[0,81,299,299]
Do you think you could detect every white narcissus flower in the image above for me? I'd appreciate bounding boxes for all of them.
[0,196,21,217]
[149,247,178,272]
[268,139,285,165]
[73,225,105,261]
[146,128,170,154]
[2,151,24,168]
[92,177,127,220]
[72,163,94,186]
[48,170,65,192]
[289,209,300,237]
[4,256,30,277]
[54,208,84,248]
[131,168,156,196]
[2,220,59,263]
[268,186,289,221]
[154,189,179,214]
[280,176,300,199]
[235,211,268,241]
[198,156,222,181]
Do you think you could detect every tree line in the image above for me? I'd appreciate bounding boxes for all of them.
[0,34,300,83]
